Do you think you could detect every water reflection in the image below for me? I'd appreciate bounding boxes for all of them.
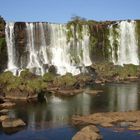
[8,83,140,131]
[107,83,138,111]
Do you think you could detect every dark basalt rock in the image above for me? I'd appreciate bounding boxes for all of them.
[14,22,28,68]
[0,16,7,73]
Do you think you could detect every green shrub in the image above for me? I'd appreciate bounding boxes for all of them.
[0,71,15,85]
[43,72,55,82]
[20,69,36,80]
[114,64,139,78]
[27,79,47,93]
[53,73,77,87]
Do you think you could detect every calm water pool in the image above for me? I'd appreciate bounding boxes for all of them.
[1,83,140,140]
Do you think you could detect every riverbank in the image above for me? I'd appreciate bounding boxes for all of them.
[72,111,140,139]
[0,62,140,101]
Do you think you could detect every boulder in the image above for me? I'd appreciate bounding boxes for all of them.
[2,118,26,128]
[81,125,100,133]
[72,111,140,130]
[100,122,113,127]
[76,74,94,87]
[72,125,102,140]
[0,115,9,122]
[0,109,9,115]
[0,102,16,108]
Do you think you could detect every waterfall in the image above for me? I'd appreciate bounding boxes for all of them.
[26,23,50,75]
[5,20,140,76]
[5,22,18,75]
[5,22,91,76]
[80,25,92,66]
[39,22,49,64]
[26,23,43,75]
[48,24,80,75]
[48,24,91,75]
[109,21,139,65]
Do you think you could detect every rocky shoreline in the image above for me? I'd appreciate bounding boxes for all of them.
[0,63,140,138]
[72,111,140,139]
[0,97,26,133]
[72,111,140,130]
[0,62,140,100]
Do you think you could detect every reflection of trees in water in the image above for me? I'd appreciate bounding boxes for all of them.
[9,83,140,131]
[108,83,138,112]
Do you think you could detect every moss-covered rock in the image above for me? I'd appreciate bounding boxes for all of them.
[92,63,140,81]
[20,69,37,80]
[0,71,48,100]
[53,73,77,87]
[0,71,15,85]
[114,64,139,79]
[4,76,47,100]
[43,72,55,82]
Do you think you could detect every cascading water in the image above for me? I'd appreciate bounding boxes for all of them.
[48,24,91,75]
[39,23,49,65]
[80,25,92,66]
[47,24,80,75]
[5,20,140,76]
[5,22,18,75]
[109,21,139,65]
[26,23,48,75]
[5,22,91,76]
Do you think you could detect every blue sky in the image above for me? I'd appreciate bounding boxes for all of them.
[0,0,139,23]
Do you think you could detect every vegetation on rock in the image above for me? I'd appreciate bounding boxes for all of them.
[92,63,140,80]
[53,73,77,87]
[0,71,47,99]
[66,16,114,62]
[43,72,55,82]
[136,20,140,58]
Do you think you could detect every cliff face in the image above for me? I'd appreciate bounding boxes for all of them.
[0,16,7,72]
[136,20,140,57]
[14,22,27,68]
[66,19,140,64]
[1,16,140,75]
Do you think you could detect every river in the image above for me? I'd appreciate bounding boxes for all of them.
[0,82,140,140]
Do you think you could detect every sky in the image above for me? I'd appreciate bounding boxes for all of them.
[0,0,140,23]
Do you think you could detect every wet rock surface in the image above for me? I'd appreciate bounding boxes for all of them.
[0,109,9,115]
[72,111,140,130]
[85,89,103,95]
[72,125,102,140]
[5,91,38,100]
[0,102,16,109]
[56,89,84,96]
[0,97,26,133]
[2,118,26,128]
[0,115,9,122]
